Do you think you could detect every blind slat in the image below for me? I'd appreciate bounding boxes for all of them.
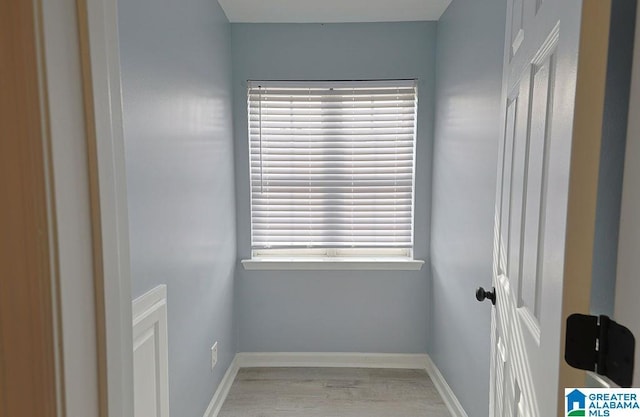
[250,155,412,161]
[251,173,414,180]
[250,180,413,186]
[251,211,413,217]
[248,87,416,95]
[249,101,415,108]
[249,81,416,249]
[250,114,416,119]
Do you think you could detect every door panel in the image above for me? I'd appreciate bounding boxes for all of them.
[511,0,525,56]
[519,54,554,324]
[506,75,529,296]
[494,337,508,417]
[489,1,614,415]
[494,25,560,417]
[498,94,518,277]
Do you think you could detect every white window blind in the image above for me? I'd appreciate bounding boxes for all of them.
[248,80,417,250]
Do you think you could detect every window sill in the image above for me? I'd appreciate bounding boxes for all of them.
[241,258,425,271]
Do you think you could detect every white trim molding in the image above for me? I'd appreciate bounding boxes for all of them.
[202,357,240,417]
[203,352,468,417]
[83,0,135,416]
[241,259,425,271]
[424,355,469,417]
[132,286,170,417]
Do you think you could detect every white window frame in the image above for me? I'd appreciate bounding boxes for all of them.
[242,80,424,271]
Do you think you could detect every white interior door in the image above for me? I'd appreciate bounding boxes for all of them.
[489,1,616,416]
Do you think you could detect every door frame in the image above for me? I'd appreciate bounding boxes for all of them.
[3,0,134,416]
[42,1,640,417]
[1,1,63,415]
[74,0,135,416]
[615,1,640,389]
[558,0,613,397]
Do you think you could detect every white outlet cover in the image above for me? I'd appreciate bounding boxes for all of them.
[211,342,218,370]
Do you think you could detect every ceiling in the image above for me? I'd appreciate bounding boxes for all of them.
[218,0,453,23]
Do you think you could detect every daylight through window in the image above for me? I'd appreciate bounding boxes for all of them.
[248,80,417,258]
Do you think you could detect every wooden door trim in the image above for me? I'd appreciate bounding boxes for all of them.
[0,1,65,416]
[2,0,134,416]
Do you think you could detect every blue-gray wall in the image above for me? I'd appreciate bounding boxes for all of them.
[118,0,237,416]
[231,22,436,353]
[430,1,506,416]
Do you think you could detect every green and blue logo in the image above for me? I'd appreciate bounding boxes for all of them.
[565,388,640,416]
[567,389,587,416]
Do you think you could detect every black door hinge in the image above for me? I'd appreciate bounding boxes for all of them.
[565,314,635,387]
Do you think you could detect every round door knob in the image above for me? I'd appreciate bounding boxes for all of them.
[476,287,496,305]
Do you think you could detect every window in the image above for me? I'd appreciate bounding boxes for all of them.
[243,80,422,270]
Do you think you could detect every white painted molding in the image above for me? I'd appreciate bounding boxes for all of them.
[84,0,135,416]
[424,355,469,417]
[241,259,424,271]
[38,0,102,414]
[132,285,167,325]
[236,352,430,369]
[202,358,240,417]
[132,286,169,417]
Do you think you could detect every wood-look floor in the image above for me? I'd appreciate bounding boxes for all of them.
[218,367,452,417]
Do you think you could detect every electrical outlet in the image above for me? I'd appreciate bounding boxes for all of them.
[211,342,218,370]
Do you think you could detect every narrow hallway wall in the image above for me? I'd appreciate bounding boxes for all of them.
[430,0,507,416]
[118,0,237,415]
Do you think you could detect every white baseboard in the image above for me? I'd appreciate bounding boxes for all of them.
[424,355,469,417]
[236,352,430,369]
[202,357,239,417]
[204,352,468,417]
